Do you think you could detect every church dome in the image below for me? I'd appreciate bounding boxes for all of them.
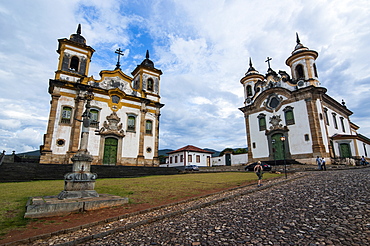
[70,24,86,45]
[140,50,155,68]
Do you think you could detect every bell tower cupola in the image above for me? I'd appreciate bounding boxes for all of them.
[285,33,319,88]
[55,24,95,83]
[240,58,265,106]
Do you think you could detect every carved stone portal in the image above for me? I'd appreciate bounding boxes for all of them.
[98,112,125,137]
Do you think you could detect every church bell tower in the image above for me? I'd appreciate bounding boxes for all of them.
[285,33,319,88]
[55,24,95,83]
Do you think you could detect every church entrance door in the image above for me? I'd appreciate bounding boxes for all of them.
[103,137,118,165]
[339,143,351,158]
[272,133,285,160]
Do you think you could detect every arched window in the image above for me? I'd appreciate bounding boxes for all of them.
[332,113,338,129]
[146,120,153,134]
[70,56,79,71]
[313,63,318,77]
[324,108,329,126]
[246,85,252,96]
[147,78,154,91]
[295,64,304,79]
[283,106,295,125]
[257,114,266,131]
[340,117,345,132]
[127,115,136,131]
[61,106,72,124]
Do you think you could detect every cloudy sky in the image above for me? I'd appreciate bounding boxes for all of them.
[0,0,370,153]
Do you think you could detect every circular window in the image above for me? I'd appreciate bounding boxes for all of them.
[56,139,65,146]
[146,147,152,153]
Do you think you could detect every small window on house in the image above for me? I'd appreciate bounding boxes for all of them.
[304,134,309,141]
[252,142,256,148]
[340,117,345,132]
[246,85,252,96]
[70,56,79,71]
[145,120,153,134]
[319,113,323,120]
[258,114,266,131]
[284,106,295,125]
[188,155,192,162]
[295,64,304,79]
[324,108,329,126]
[90,109,99,127]
[170,157,173,164]
[180,155,183,162]
[196,155,200,163]
[175,156,178,163]
[127,115,136,131]
[147,78,154,91]
[332,113,338,129]
[61,106,72,124]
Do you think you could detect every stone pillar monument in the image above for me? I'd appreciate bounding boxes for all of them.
[58,90,99,199]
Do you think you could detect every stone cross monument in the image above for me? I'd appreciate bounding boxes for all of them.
[58,89,99,199]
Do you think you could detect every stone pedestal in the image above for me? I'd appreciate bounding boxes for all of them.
[58,150,98,200]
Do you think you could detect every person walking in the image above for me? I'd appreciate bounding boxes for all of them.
[254,161,264,187]
[321,158,326,171]
[361,156,366,165]
[316,156,322,170]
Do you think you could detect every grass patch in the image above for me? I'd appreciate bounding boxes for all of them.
[0,172,282,237]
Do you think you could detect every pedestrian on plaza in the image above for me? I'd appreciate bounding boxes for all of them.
[361,156,366,165]
[316,156,322,170]
[254,161,263,187]
[321,158,326,171]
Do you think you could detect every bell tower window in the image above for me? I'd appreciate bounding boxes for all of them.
[246,85,252,96]
[70,56,79,71]
[147,78,154,91]
[295,64,304,80]
[313,63,318,77]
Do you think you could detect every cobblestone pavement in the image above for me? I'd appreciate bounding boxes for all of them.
[83,168,370,246]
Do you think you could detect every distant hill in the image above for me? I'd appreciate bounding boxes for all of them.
[11,150,41,156]
[203,148,221,157]
[158,149,174,156]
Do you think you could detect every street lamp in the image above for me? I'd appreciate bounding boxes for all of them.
[272,139,276,170]
[280,136,287,179]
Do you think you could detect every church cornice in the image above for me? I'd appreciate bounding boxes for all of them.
[285,49,318,66]
[57,38,95,54]
[322,94,353,116]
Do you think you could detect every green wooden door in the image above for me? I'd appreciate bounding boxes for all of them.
[103,138,118,165]
[340,143,351,158]
[272,133,284,160]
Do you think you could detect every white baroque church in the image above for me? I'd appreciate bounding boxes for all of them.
[40,25,164,166]
[239,35,370,165]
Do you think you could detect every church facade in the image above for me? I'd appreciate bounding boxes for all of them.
[40,25,164,166]
[239,35,370,165]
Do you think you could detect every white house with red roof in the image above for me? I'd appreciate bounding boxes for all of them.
[165,145,214,167]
